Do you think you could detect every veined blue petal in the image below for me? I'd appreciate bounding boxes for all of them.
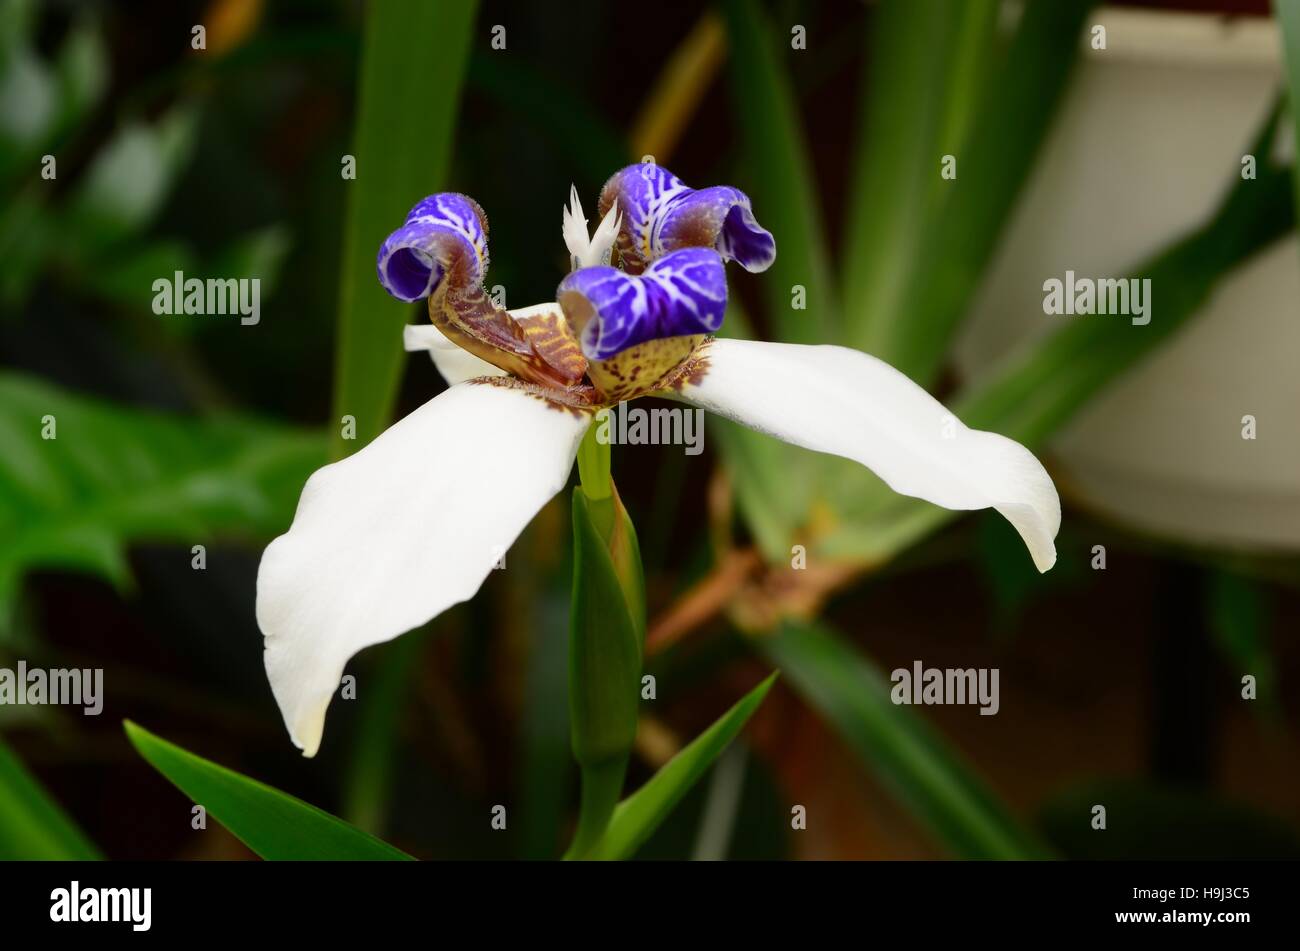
[557,247,727,360]
[376,193,489,302]
[598,164,775,273]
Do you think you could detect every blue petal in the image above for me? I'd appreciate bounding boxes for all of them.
[598,164,775,273]
[557,247,728,360]
[376,193,489,302]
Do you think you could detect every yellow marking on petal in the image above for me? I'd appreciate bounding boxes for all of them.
[515,307,588,383]
[587,334,706,403]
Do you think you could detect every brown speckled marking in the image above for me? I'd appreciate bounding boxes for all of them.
[585,334,705,403]
[468,374,599,418]
[428,284,583,390]
[467,335,713,415]
[656,336,713,393]
[434,283,713,412]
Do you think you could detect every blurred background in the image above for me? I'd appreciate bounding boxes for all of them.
[1,0,1298,860]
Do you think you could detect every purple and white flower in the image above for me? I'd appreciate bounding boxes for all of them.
[257,165,1060,757]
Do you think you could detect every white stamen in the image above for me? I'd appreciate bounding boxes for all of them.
[562,184,589,271]
[562,184,622,271]
[589,204,621,269]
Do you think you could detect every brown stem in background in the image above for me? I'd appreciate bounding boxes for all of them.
[645,547,869,657]
[645,548,763,655]
[630,12,728,161]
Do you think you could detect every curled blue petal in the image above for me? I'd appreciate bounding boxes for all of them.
[376,193,489,302]
[557,247,727,360]
[598,164,775,273]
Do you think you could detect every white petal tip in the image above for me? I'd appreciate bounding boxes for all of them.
[295,731,321,759]
[676,339,1062,573]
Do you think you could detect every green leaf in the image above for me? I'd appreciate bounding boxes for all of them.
[0,45,57,163]
[341,631,425,835]
[0,189,54,307]
[761,621,1048,859]
[125,721,412,860]
[1208,569,1277,718]
[0,0,37,54]
[712,414,810,560]
[1277,0,1300,245]
[54,16,107,135]
[583,672,777,861]
[720,0,836,344]
[208,225,292,300]
[0,373,325,627]
[864,0,1094,385]
[822,109,1295,563]
[80,239,196,314]
[63,108,198,257]
[0,735,101,860]
[517,588,573,859]
[568,488,642,766]
[842,0,1000,350]
[468,52,627,185]
[330,0,477,459]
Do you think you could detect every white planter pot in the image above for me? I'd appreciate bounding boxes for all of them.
[955,7,1299,550]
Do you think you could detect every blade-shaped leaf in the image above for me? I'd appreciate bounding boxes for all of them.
[62,107,199,258]
[53,15,107,139]
[568,488,642,767]
[124,721,412,860]
[864,0,1094,385]
[761,621,1047,859]
[469,51,626,184]
[341,631,424,835]
[0,373,325,627]
[0,735,101,860]
[843,0,999,349]
[720,0,836,343]
[583,672,777,861]
[330,0,477,458]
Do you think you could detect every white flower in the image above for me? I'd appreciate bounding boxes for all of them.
[259,169,1060,757]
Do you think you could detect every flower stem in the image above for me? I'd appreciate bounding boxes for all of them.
[576,421,611,502]
[566,422,634,858]
[562,755,628,860]
[576,420,615,540]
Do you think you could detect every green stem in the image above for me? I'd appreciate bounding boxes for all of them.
[563,756,628,860]
[576,421,612,501]
[566,423,635,858]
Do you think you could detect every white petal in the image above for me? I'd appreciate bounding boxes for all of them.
[257,382,591,756]
[403,323,507,385]
[678,339,1060,571]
